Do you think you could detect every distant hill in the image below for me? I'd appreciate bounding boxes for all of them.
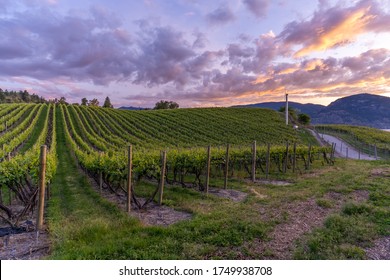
[233,93,390,129]
[312,93,390,128]
[232,101,325,116]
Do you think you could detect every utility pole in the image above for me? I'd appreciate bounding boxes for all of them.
[285,92,289,125]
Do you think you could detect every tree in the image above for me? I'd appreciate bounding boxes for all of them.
[21,90,30,102]
[59,97,68,105]
[81,98,88,106]
[298,113,311,125]
[88,98,99,107]
[103,96,113,108]
[154,100,179,110]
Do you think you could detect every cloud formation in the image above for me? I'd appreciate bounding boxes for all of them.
[205,4,236,25]
[279,0,390,57]
[243,0,269,18]
[0,0,389,107]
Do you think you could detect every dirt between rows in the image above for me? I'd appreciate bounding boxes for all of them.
[87,176,248,226]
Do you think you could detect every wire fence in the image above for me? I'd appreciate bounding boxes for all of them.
[314,127,390,160]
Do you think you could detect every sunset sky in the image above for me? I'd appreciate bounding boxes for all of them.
[0,0,389,107]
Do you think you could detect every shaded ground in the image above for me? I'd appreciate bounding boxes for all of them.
[86,174,193,226]
[208,187,248,202]
[0,228,50,260]
[365,236,390,260]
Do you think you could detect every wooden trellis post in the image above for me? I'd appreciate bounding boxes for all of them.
[292,142,297,173]
[36,145,47,231]
[127,145,133,213]
[266,143,270,179]
[251,141,256,182]
[158,151,167,205]
[205,145,211,194]
[224,144,229,189]
[283,141,289,173]
[307,144,311,170]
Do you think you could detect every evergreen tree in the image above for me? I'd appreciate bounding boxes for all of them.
[103,96,113,108]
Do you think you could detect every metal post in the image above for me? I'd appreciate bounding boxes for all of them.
[285,93,289,125]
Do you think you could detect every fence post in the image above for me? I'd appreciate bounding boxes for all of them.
[266,143,270,179]
[224,144,229,189]
[307,144,311,170]
[158,150,167,205]
[36,145,47,231]
[283,141,289,173]
[127,145,133,213]
[332,143,336,161]
[98,152,103,193]
[251,141,256,182]
[292,142,296,173]
[374,144,378,160]
[346,147,349,159]
[205,145,211,194]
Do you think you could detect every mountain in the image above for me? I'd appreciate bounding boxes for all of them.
[233,93,390,128]
[311,93,390,128]
[233,101,325,116]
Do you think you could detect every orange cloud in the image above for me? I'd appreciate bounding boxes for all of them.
[295,7,375,57]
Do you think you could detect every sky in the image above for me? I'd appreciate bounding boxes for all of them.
[0,0,389,108]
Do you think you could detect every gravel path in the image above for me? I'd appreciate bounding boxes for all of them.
[320,134,377,160]
[308,129,377,160]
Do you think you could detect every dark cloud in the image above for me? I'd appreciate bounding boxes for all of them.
[206,4,236,25]
[0,6,137,84]
[243,0,269,18]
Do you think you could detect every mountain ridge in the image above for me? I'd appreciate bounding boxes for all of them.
[233,93,390,128]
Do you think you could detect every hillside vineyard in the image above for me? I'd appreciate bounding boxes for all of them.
[0,104,331,220]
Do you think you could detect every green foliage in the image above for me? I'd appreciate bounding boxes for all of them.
[88,98,99,107]
[298,113,310,125]
[0,88,46,104]
[154,100,179,110]
[103,96,113,108]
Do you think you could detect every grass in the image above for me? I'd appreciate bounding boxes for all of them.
[293,160,390,259]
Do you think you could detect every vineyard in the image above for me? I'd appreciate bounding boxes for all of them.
[0,104,334,224]
[7,103,390,261]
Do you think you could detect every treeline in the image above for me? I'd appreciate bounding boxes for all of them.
[1,88,180,110]
[0,88,114,108]
[0,88,46,104]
